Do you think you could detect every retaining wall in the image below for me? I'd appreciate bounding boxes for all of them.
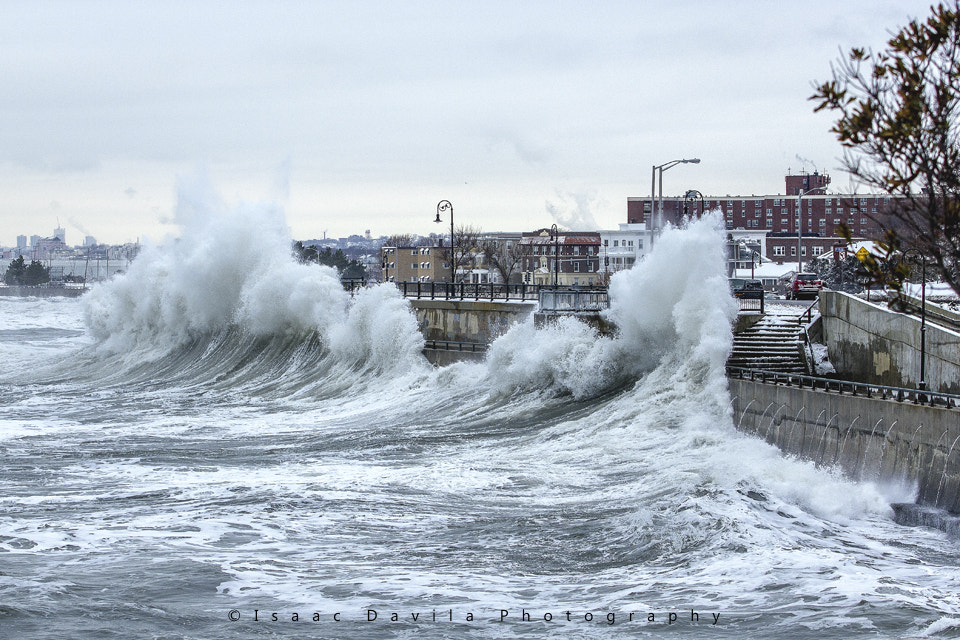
[729,375,960,513]
[820,290,960,394]
[409,299,536,344]
[0,286,85,298]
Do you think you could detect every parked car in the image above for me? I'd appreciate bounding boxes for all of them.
[788,272,823,300]
[732,279,764,299]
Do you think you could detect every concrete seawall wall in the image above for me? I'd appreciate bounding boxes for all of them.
[820,290,960,394]
[729,376,960,513]
[409,299,536,344]
[0,286,85,298]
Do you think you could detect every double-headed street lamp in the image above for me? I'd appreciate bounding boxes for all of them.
[650,158,700,238]
[683,189,704,218]
[901,248,928,392]
[434,200,454,284]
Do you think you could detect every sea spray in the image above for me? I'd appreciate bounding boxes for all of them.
[82,174,425,373]
[483,213,737,398]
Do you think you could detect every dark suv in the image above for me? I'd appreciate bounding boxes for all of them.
[732,280,764,299]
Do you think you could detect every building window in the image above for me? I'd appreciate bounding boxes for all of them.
[774,246,785,256]
[791,247,797,256]
[812,246,824,256]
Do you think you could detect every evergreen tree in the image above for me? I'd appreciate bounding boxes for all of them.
[23,260,50,286]
[4,256,26,285]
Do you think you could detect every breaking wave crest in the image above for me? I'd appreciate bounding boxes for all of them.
[78,174,426,386]
[482,213,738,399]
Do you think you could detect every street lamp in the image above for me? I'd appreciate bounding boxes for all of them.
[650,159,700,239]
[435,200,454,284]
[796,185,822,273]
[683,189,704,218]
[550,223,559,287]
[901,248,928,392]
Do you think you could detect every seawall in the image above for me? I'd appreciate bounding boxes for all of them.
[820,290,960,394]
[0,286,85,298]
[729,374,960,513]
[409,299,536,346]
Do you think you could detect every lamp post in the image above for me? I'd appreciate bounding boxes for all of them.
[650,159,700,240]
[434,200,454,284]
[902,248,927,392]
[796,185,822,273]
[550,223,559,287]
[683,189,704,218]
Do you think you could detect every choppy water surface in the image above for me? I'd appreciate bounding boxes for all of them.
[1,195,958,639]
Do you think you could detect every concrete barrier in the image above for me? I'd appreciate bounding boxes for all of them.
[729,375,960,513]
[0,286,85,298]
[409,299,536,344]
[820,290,960,394]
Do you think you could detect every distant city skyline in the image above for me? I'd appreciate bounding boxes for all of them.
[0,0,936,246]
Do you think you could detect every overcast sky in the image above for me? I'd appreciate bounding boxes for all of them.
[0,0,939,246]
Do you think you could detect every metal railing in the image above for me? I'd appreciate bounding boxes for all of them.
[396,282,546,301]
[538,289,609,313]
[727,366,960,409]
[423,340,489,353]
[393,282,608,302]
[799,298,819,324]
[736,293,764,313]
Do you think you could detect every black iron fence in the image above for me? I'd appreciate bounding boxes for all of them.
[727,366,960,409]
[392,282,606,302]
[734,289,764,313]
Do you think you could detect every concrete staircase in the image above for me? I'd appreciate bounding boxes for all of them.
[729,313,809,373]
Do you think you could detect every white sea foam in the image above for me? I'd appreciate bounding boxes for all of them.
[81,173,425,372]
[483,213,736,398]
[3,184,958,640]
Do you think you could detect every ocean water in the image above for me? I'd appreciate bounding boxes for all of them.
[1,188,959,639]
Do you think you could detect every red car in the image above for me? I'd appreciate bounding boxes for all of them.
[788,272,823,300]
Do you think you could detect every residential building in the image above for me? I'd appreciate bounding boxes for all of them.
[520,229,602,286]
[381,245,443,283]
[597,223,652,279]
[627,171,887,266]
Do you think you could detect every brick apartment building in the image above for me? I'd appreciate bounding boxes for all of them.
[520,229,602,286]
[627,172,893,266]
